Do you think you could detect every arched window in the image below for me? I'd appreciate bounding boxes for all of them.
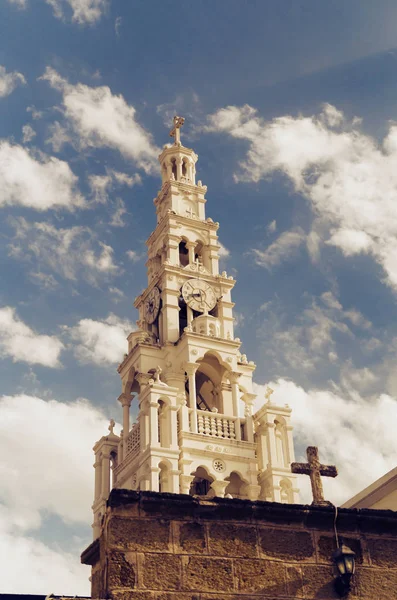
[190,466,214,496]
[159,461,171,493]
[182,158,188,177]
[171,158,177,180]
[224,472,248,499]
[179,240,189,267]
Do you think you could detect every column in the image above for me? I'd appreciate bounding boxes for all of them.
[101,451,111,499]
[149,399,160,447]
[120,395,132,459]
[94,458,102,502]
[170,469,180,493]
[180,474,194,495]
[185,363,198,433]
[210,479,229,498]
[178,394,190,432]
[242,392,256,443]
[149,467,160,491]
[176,157,183,181]
[186,241,196,265]
[169,404,179,449]
[229,372,241,441]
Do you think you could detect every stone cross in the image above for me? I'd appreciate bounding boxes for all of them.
[108,418,115,434]
[186,207,194,218]
[291,446,338,506]
[265,387,274,401]
[170,115,185,145]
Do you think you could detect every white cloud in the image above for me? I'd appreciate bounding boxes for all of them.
[109,286,125,299]
[254,379,397,506]
[7,0,27,7]
[267,219,277,233]
[67,313,134,365]
[218,242,230,259]
[46,120,71,152]
[88,170,139,206]
[0,307,64,367]
[0,393,113,593]
[21,124,36,143]
[205,103,397,291]
[115,15,122,36]
[110,198,127,227]
[260,291,371,374]
[8,218,119,283]
[45,0,108,24]
[40,67,159,172]
[0,141,84,210]
[29,271,59,290]
[252,227,305,269]
[126,249,140,262]
[0,65,26,98]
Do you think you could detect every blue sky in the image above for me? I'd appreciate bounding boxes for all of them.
[1,0,397,593]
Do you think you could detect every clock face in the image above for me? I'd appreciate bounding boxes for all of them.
[144,287,161,324]
[182,279,217,313]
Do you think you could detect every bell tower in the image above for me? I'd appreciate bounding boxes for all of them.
[91,117,299,539]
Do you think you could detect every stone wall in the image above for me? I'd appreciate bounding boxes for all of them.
[81,490,397,600]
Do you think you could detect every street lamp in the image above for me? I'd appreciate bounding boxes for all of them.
[332,543,356,597]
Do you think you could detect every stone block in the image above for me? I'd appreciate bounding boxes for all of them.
[143,554,182,591]
[234,558,287,595]
[208,522,258,558]
[317,535,363,565]
[108,550,136,590]
[183,556,234,592]
[176,521,207,554]
[367,537,397,567]
[258,527,315,562]
[286,565,304,598]
[301,565,339,599]
[356,567,397,599]
[109,516,171,552]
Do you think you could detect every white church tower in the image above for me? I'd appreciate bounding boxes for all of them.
[91,117,299,538]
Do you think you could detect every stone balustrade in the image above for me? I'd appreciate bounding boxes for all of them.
[196,409,242,440]
[126,423,140,457]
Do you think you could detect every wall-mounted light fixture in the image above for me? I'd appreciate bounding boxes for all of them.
[332,543,356,597]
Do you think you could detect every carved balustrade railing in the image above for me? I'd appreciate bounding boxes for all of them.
[196,410,245,440]
[126,422,140,458]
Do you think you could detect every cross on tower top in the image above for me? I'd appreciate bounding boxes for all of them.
[170,115,185,145]
[291,446,338,506]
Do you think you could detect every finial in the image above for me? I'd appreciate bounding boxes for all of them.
[108,418,115,434]
[265,387,274,402]
[170,115,185,146]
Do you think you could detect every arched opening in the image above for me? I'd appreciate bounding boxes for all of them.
[182,158,188,177]
[194,353,228,413]
[280,478,293,503]
[190,466,214,497]
[194,241,203,266]
[171,158,177,180]
[224,471,248,499]
[179,240,189,267]
[159,461,171,493]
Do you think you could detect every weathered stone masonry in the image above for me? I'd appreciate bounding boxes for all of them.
[81,490,397,599]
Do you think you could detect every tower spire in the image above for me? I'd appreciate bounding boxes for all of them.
[169,115,185,146]
[89,119,299,539]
